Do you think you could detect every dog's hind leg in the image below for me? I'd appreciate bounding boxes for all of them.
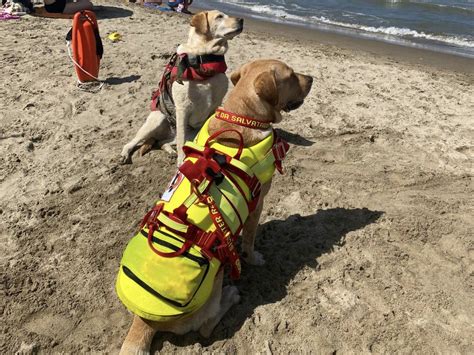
[174,104,193,166]
[120,111,171,164]
[120,316,157,355]
[241,182,272,266]
[160,136,177,157]
[198,271,240,338]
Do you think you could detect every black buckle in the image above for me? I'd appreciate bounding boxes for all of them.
[187,54,201,68]
[213,153,227,167]
[205,167,224,185]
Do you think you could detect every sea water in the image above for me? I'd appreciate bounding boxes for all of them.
[197,0,474,57]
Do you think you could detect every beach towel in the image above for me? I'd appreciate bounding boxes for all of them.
[0,10,20,19]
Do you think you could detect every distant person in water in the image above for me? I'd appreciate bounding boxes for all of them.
[44,0,92,14]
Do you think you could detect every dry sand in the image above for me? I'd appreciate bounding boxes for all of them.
[1,1,473,353]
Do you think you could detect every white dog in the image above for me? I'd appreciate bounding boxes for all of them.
[120,10,244,165]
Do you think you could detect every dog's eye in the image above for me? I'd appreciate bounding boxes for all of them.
[216,14,224,19]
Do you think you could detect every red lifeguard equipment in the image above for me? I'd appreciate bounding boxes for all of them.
[66,10,103,87]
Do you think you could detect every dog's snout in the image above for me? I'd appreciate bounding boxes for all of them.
[238,18,244,27]
[298,74,313,96]
[304,75,313,89]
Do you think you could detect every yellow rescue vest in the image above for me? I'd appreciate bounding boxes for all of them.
[116,115,287,321]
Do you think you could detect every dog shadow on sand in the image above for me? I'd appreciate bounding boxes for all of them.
[276,128,314,147]
[151,207,383,351]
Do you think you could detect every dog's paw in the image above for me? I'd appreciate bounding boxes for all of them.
[119,154,132,165]
[176,153,185,167]
[161,143,177,157]
[243,251,265,266]
[222,285,241,305]
[120,145,134,165]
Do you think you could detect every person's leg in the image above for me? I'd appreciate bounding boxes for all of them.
[179,0,191,14]
[63,0,92,14]
[167,0,180,8]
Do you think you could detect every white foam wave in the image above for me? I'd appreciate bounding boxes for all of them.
[242,3,304,21]
[311,16,474,48]
[409,1,474,13]
[213,0,474,49]
[386,0,474,12]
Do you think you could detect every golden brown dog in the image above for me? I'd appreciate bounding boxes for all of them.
[119,59,313,354]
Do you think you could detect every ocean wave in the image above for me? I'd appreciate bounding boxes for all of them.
[243,3,303,20]
[212,0,474,49]
[219,1,306,21]
[311,16,474,48]
[382,0,474,14]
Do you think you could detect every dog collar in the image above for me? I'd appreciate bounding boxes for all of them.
[215,108,271,130]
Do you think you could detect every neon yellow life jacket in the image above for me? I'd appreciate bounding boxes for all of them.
[116,115,288,322]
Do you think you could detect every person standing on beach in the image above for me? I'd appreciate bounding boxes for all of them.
[44,0,93,14]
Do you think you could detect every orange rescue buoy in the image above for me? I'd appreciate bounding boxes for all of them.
[67,10,103,83]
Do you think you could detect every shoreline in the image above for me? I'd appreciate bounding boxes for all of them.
[195,6,474,75]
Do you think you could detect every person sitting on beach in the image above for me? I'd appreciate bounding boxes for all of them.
[44,0,92,14]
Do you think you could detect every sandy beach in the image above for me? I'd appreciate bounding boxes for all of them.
[1,1,473,353]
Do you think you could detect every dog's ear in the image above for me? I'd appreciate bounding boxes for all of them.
[230,68,241,86]
[191,12,209,36]
[254,70,278,106]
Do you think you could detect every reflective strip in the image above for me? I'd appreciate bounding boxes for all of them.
[183,179,210,209]
[227,157,254,178]
[251,150,275,183]
[157,213,189,233]
[183,142,205,152]
[209,185,241,234]
[217,175,249,223]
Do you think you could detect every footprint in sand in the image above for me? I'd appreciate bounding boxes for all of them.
[24,311,74,339]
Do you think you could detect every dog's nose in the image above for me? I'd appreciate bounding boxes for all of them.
[238,18,244,26]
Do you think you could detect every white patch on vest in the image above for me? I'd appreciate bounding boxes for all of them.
[161,171,184,202]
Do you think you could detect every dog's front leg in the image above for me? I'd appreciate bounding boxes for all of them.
[120,111,170,164]
[174,106,190,166]
[241,181,271,265]
[120,315,157,355]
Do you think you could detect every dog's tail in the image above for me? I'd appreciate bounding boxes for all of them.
[120,316,156,355]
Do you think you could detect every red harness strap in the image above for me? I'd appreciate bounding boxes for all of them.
[272,130,290,174]
[138,124,290,280]
[198,193,242,279]
[176,129,248,278]
[150,53,227,116]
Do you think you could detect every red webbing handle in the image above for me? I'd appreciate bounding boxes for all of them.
[205,128,244,160]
